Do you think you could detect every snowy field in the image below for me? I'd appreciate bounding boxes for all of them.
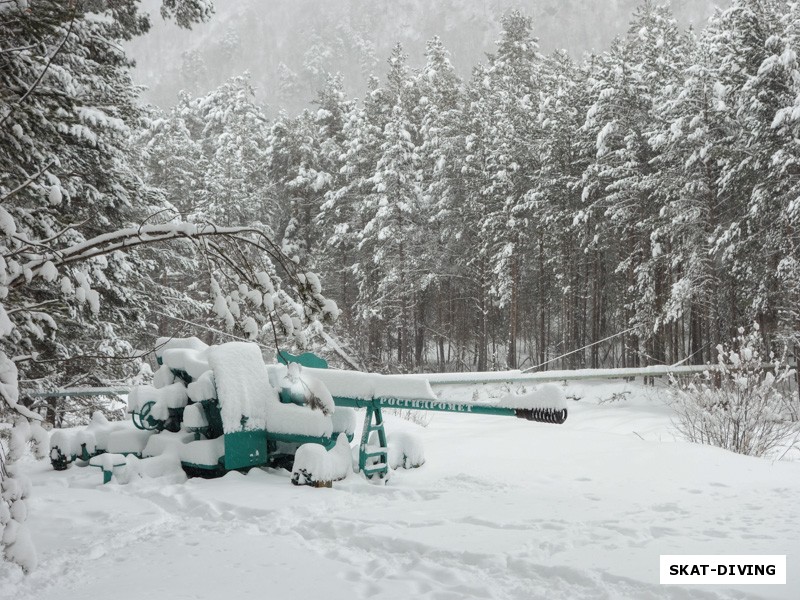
[1,380,798,600]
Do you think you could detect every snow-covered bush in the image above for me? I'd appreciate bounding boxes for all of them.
[386,432,425,469]
[670,325,799,457]
[8,417,48,462]
[386,408,433,428]
[367,430,425,470]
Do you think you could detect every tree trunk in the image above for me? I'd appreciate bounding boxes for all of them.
[507,253,519,369]
[477,256,489,371]
[537,239,546,368]
[690,302,703,365]
[415,295,425,370]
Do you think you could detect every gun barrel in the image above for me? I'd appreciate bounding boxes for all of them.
[332,396,567,424]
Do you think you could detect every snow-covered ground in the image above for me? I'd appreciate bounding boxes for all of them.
[2,380,798,600]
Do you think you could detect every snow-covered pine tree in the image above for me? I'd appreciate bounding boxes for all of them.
[1,0,217,422]
[458,62,497,371]
[195,74,272,228]
[0,0,217,573]
[479,10,543,368]
[270,74,352,273]
[648,25,733,365]
[310,75,357,319]
[710,0,800,356]
[581,1,685,368]
[353,45,426,370]
[137,94,209,221]
[321,69,392,365]
[269,110,317,266]
[416,37,465,369]
[523,50,594,368]
[1,0,339,573]
[134,97,223,343]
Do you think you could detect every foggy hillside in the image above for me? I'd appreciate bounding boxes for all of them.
[127,0,724,114]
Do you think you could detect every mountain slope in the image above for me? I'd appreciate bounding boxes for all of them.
[126,0,724,113]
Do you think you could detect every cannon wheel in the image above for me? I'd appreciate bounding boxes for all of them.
[132,400,161,431]
[50,446,69,471]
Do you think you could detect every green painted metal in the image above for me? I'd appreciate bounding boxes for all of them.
[338,395,566,476]
[278,386,307,406]
[199,399,224,439]
[181,461,223,470]
[119,350,570,481]
[358,405,388,480]
[277,351,329,369]
[131,400,165,431]
[180,461,226,480]
[78,444,94,461]
[277,350,329,405]
[89,459,127,484]
[333,395,567,424]
[165,407,185,432]
[266,431,354,448]
[223,430,268,470]
[335,395,515,416]
[171,368,193,386]
[50,447,70,470]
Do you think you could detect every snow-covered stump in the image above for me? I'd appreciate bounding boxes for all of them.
[291,434,352,487]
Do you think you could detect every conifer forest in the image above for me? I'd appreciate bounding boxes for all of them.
[2,1,800,592]
[2,0,799,397]
[138,0,800,377]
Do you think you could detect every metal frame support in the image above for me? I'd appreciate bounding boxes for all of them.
[358,404,388,480]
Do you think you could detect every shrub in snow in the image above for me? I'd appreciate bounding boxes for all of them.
[0,464,36,572]
[386,432,425,470]
[291,434,352,487]
[9,417,48,461]
[2,418,42,572]
[669,325,800,458]
[368,431,425,470]
[3,523,36,573]
[386,408,433,428]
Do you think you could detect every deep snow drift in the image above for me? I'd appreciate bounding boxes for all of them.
[1,380,798,600]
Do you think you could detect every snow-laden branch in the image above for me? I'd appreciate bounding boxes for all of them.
[7,222,280,289]
[1,221,296,424]
[0,7,77,130]
[0,159,57,204]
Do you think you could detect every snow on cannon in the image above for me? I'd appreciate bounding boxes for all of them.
[50,337,568,486]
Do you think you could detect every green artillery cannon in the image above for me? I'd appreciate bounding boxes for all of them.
[329,384,567,479]
[50,338,568,484]
[273,348,567,480]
